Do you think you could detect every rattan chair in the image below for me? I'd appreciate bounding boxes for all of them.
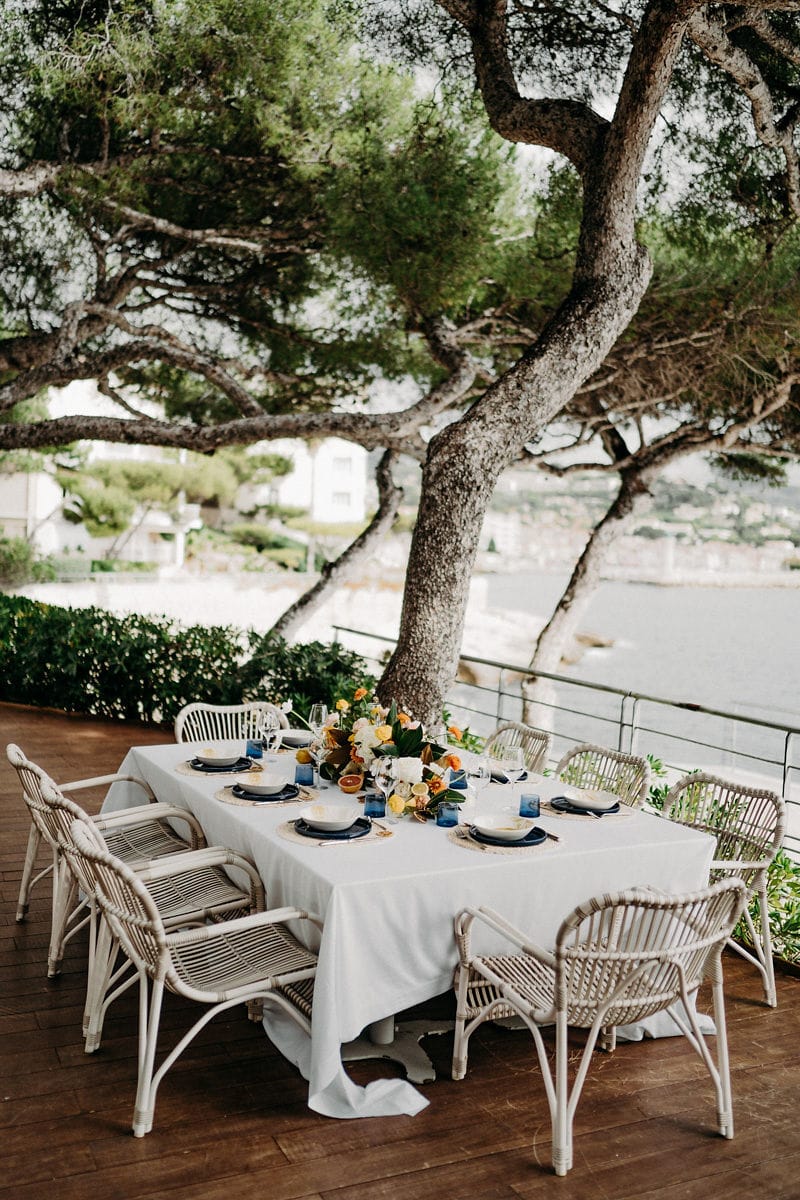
[50,787,265,1053]
[664,772,785,1007]
[69,815,321,1137]
[452,879,747,1176]
[554,742,650,808]
[484,722,552,774]
[174,700,289,743]
[7,743,206,976]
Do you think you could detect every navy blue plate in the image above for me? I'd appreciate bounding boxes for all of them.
[550,795,620,816]
[190,756,252,773]
[469,823,546,848]
[293,816,371,841]
[231,782,299,802]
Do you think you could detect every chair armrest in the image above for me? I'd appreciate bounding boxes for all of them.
[135,845,265,908]
[166,905,323,947]
[476,906,556,967]
[62,773,156,802]
[93,802,206,848]
[712,858,768,874]
[455,905,555,968]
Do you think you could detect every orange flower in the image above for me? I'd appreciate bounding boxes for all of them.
[428,776,446,795]
[445,753,462,771]
[353,687,368,701]
[447,724,463,742]
[397,711,411,725]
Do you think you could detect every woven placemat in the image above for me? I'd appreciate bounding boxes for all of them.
[542,799,632,822]
[275,819,391,847]
[214,785,316,808]
[446,826,557,855]
[175,759,254,779]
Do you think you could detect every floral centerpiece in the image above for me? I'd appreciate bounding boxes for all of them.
[318,688,466,821]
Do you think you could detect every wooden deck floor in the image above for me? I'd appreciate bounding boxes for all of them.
[2,701,799,1200]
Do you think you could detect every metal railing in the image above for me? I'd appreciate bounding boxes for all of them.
[333,623,800,858]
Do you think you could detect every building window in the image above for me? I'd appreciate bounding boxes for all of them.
[332,491,351,508]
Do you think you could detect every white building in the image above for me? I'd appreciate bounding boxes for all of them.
[243,438,368,524]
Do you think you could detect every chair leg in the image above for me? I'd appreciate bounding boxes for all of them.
[711,979,734,1139]
[16,823,42,921]
[133,975,164,1137]
[451,967,471,1080]
[84,917,118,1051]
[552,1015,572,1176]
[47,853,71,976]
[757,884,777,1008]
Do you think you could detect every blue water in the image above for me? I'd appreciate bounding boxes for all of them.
[484,572,800,727]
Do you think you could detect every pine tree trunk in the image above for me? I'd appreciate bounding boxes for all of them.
[521,468,656,725]
[269,451,402,642]
[377,260,653,723]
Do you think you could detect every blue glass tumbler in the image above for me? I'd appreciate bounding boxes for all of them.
[519,793,540,819]
[363,791,386,819]
[436,801,459,827]
[245,739,263,759]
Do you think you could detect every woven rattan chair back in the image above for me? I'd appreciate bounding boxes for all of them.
[68,815,320,1137]
[555,882,745,1027]
[7,743,64,853]
[452,878,747,1176]
[174,700,288,743]
[554,742,649,808]
[664,772,785,1006]
[484,722,552,774]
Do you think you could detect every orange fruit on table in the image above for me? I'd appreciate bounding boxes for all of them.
[295,748,312,763]
[338,774,364,794]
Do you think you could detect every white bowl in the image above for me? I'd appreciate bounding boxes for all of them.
[300,802,359,832]
[242,769,291,796]
[472,812,535,842]
[563,789,618,812]
[194,743,244,767]
[281,729,315,748]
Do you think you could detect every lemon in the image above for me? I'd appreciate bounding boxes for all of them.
[411,782,429,796]
[295,748,312,764]
[388,793,406,814]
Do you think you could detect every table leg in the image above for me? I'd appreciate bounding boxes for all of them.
[342,1019,454,1084]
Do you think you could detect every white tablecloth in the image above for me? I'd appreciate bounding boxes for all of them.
[104,745,715,1119]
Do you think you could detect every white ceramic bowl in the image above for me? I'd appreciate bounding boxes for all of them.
[194,743,243,767]
[300,802,359,832]
[242,768,291,796]
[472,812,535,842]
[560,788,618,812]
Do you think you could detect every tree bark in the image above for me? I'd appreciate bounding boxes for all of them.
[269,451,403,642]
[520,468,656,726]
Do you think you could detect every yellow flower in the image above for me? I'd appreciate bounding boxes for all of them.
[388,793,406,814]
[375,724,393,742]
[336,698,350,712]
[353,687,368,701]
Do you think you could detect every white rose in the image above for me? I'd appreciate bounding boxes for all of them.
[393,756,424,785]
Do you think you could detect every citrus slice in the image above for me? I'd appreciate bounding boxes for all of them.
[411,782,429,796]
[338,774,364,793]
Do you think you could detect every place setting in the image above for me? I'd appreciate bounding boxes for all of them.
[448,798,561,855]
[176,742,256,778]
[276,799,394,847]
[542,787,628,820]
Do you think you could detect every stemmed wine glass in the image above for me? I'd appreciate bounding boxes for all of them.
[372,756,396,820]
[502,745,526,788]
[258,712,282,758]
[307,703,329,783]
[469,755,492,803]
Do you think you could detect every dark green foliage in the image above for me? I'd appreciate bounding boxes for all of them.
[0,592,371,726]
[0,537,55,586]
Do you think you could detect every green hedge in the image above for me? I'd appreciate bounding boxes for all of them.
[0,592,373,726]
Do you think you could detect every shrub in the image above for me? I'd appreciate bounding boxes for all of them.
[0,592,372,727]
[0,536,55,586]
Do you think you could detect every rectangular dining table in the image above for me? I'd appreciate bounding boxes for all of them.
[103,743,716,1120]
